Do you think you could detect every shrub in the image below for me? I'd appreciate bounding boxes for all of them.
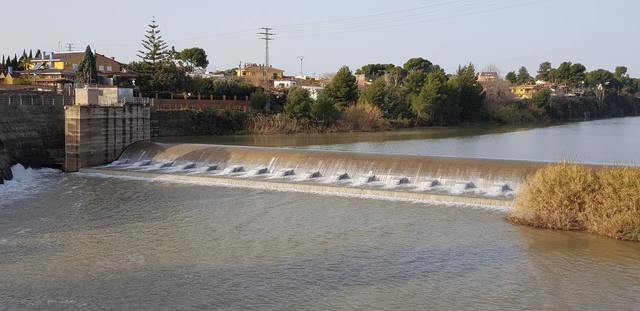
[341,102,390,131]
[509,163,640,241]
[585,168,640,241]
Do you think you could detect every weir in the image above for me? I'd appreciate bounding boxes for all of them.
[84,141,562,208]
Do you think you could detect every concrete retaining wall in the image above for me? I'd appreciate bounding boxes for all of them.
[0,93,66,183]
[64,104,151,172]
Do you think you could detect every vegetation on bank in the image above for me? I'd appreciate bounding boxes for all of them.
[509,163,640,242]
[7,20,638,136]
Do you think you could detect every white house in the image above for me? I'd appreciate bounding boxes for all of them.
[274,80,298,89]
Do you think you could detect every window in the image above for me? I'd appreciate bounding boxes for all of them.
[98,65,105,72]
[106,65,112,72]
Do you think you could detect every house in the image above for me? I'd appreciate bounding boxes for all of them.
[237,63,285,87]
[24,51,135,88]
[510,84,537,99]
[477,72,499,82]
[273,79,297,89]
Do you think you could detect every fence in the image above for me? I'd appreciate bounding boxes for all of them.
[0,92,75,106]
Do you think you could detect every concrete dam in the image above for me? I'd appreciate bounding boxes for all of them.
[85,141,558,208]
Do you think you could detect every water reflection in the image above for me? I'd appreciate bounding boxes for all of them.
[154,125,533,148]
[156,117,640,165]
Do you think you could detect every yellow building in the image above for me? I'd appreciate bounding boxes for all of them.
[28,51,124,73]
[23,51,134,87]
[510,84,537,99]
[237,63,284,87]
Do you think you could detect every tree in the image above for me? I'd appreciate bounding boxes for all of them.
[361,78,387,110]
[356,63,395,80]
[18,50,29,70]
[568,63,586,86]
[585,69,616,88]
[452,64,486,122]
[402,71,428,96]
[323,66,358,109]
[11,54,18,69]
[284,87,313,118]
[516,66,533,85]
[403,57,433,73]
[75,45,98,84]
[532,88,552,111]
[505,71,517,84]
[615,66,628,79]
[311,93,340,123]
[411,70,459,125]
[536,61,552,81]
[552,62,573,84]
[177,47,209,69]
[138,18,169,64]
[35,49,41,59]
[249,89,267,111]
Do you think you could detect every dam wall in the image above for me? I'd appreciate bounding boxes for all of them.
[117,142,547,191]
[64,104,151,172]
[104,141,562,206]
[0,92,68,183]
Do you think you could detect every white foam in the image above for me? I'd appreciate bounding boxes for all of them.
[0,164,61,206]
[77,169,512,212]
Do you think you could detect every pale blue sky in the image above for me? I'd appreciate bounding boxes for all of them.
[3,0,639,76]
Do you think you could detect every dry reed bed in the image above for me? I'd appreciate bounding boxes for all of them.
[247,103,390,135]
[509,163,640,241]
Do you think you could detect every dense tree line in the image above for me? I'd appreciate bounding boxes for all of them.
[0,49,42,72]
[493,61,640,124]
[279,57,488,127]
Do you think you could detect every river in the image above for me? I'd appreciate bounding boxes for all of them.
[1,117,639,310]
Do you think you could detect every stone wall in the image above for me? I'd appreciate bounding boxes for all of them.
[0,92,67,183]
[64,104,151,172]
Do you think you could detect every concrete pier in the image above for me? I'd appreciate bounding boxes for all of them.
[64,87,151,172]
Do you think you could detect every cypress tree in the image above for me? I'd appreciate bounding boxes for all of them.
[28,50,33,59]
[35,49,41,59]
[75,45,98,84]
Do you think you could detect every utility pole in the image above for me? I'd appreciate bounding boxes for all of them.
[258,27,275,68]
[65,43,75,52]
[297,56,304,77]
[258,27,275,112]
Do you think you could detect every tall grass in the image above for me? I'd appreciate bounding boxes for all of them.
[509,163,640,241]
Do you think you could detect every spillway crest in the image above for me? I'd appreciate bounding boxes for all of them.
[89,141,559,208]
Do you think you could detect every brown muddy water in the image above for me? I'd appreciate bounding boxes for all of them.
[1,117,639,310]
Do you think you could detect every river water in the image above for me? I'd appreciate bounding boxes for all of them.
[2,117,640,310]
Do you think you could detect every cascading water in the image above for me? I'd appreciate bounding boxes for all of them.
[84,141,571,208]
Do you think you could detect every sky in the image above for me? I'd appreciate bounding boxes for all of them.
[3,0,640,77]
